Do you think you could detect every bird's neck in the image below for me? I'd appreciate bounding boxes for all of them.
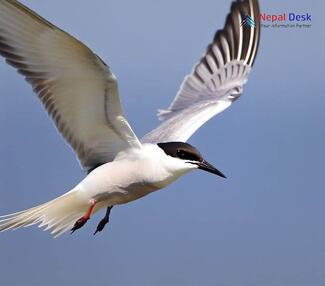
[114,144,193,189]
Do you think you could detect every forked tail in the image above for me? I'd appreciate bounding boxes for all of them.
[0,190,88,237]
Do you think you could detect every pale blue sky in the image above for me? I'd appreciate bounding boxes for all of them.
[0,1,324,285]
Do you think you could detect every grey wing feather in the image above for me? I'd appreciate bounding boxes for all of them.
[142,0,260,143]
[0,0,141,172]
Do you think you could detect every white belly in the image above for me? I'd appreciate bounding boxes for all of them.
[76,160,173,206]
[74,144,194,210]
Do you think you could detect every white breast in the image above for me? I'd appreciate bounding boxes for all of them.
[76,144,194,206]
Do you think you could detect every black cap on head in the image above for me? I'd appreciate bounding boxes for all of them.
[157,142,203,162]
[157,142,226,178]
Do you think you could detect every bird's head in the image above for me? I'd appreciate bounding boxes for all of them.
[157,142,226,178]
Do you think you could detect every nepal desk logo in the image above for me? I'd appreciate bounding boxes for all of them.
[241,15,256,28]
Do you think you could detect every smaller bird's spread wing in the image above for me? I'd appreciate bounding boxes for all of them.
[0,0,141,172]
[142,0,260,144]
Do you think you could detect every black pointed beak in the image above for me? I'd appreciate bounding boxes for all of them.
[197,160,226,178]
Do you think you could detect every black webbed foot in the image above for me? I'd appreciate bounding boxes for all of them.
[94,217,108,235]
[94,206,113,235]
[71,217,89,234]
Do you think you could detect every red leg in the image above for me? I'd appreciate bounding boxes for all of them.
[83,200,96,220]
[71,199,97,234]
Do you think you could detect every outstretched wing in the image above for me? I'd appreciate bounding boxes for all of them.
[0,0,141,172]
[142,0,260,143]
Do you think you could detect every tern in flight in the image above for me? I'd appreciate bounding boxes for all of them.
[0,0,260,237]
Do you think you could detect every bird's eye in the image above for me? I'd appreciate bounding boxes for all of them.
[176,150,199,161]
[177,150,188,159]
